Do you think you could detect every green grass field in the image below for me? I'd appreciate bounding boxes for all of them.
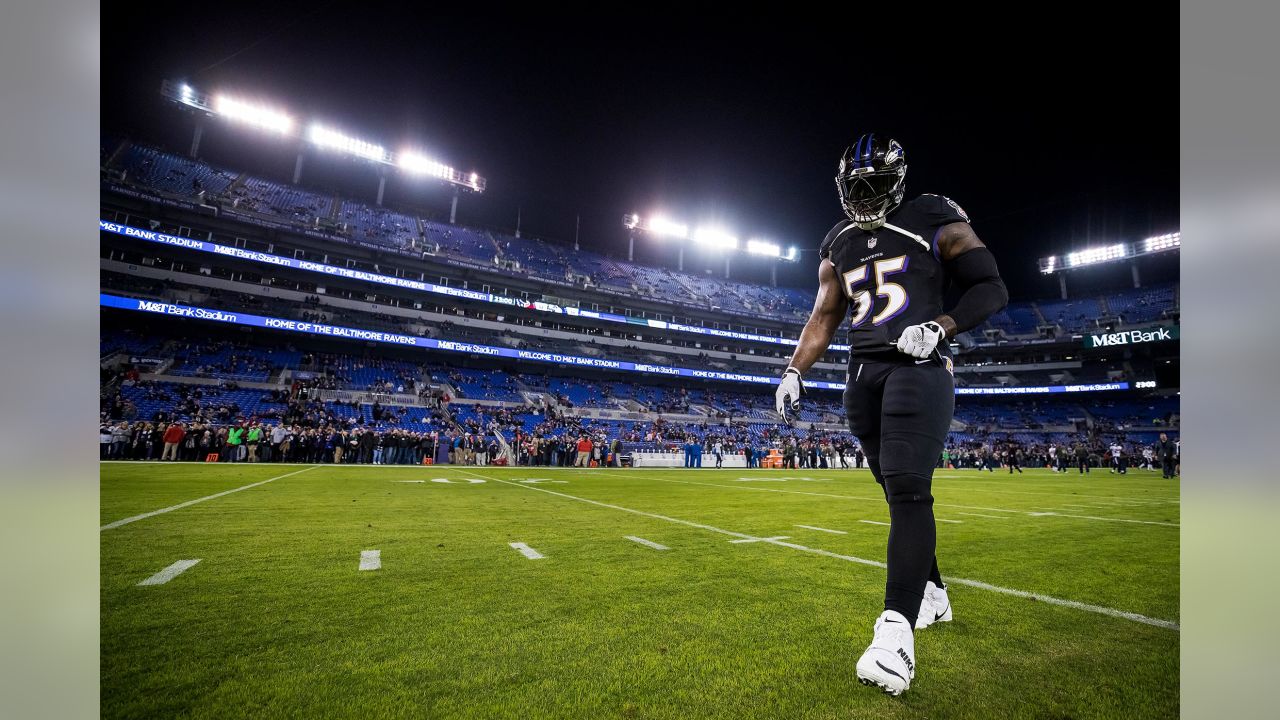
[100,463,1179,719]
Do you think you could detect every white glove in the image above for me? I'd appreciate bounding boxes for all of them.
[775,367,804,424]
[895,321,946,359]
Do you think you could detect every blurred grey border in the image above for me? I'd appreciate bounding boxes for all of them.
[1182,2,1280,717]
[0,1,1276,717]
[0,0,101,717]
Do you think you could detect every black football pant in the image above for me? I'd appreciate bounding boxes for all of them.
[845,359,954,624]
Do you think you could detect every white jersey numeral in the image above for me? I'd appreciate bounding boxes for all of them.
[841,254,910,328]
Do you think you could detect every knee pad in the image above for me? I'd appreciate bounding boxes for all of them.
[882,471,933,507]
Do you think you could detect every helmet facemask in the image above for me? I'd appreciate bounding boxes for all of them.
[837,165,906,225]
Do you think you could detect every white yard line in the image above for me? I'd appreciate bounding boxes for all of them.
[138,559,200,586]
[598,473,1178,528]
[957,512,1011,520]
[937,519,963,524]
[101,466,320,531]
[510,542,545,560]
[1047,513,1178,527]
[624,536,670,550]
[359,550,381,571]
[795,524,847,534]
[458,470,1179,632]
[858,520,890,526]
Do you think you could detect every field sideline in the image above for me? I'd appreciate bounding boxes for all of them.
[101,463,1179,719]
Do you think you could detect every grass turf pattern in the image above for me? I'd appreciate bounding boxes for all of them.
[101,464,1179,719]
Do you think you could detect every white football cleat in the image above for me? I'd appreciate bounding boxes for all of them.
[914,581,953,630]
[856,610,916,695]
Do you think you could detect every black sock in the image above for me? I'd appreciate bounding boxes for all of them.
[882,473,935,623]
[929,556,943,588]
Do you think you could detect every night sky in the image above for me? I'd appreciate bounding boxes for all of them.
[102,6,1178,298]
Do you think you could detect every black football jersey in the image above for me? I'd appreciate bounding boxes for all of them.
[819,194,970,362]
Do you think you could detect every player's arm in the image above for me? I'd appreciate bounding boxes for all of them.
[931,222,1009,338]
[776,259,848,422]
[788,258,848,375]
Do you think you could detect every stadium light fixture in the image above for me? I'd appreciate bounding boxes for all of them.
[624,212,800,261]
[694,226,739,250]
[308,124,387,162]
[1142,232,1180,253]
[1038,230,1179,274]
[399,152,453,178]
[1065,243,1128,268]
[213,95,293,134]
[648,216,689,240]
[162,80,486,192]
[746,239,782,257]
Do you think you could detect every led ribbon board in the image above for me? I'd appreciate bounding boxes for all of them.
[98,294,840,390]
[100,294,1134,395]
[99,221,847,351]
[955,382,1130,395]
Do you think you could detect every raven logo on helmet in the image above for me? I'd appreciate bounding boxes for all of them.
[836,134,907,229]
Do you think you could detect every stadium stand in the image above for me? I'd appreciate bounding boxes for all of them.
[104,139,1180,333]
[100,135,1179,470]
[113,144,238,197]
[1103,284,1178,324]
[1034,297,1104,333]
[339,202,419,249]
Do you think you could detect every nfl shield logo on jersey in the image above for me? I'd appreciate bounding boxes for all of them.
[867,237,877,248]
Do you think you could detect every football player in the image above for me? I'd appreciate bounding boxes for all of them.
[775,134,1008,695]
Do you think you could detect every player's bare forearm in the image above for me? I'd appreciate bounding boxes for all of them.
[932,221,1009,338]
[785,259,848,375]
[933,314,960,339]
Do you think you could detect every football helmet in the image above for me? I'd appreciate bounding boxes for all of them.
[836,134,907,227]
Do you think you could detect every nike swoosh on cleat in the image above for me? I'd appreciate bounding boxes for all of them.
[876,661,906,681]
[934,606,949,622]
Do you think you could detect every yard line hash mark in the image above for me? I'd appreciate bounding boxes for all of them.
[859,520,890,526]
[510,542,545,559]
[138,559,200,586]
[795,524,847,534]
[359,550,381,571]
[624,536,669,550]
